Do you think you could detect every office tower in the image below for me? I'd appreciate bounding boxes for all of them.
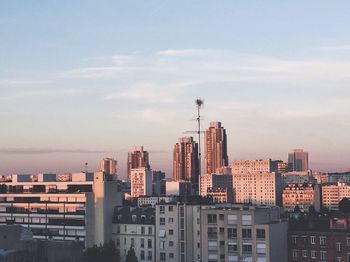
[112,207,155,262]
[172,137,199,186]
[233,172,282,206]
[99,158,117,175]
[155,203,201,262]
[282,183,321,212]
[201,205,288,262]
[232,159,278,174]
[288,149,309,172]
[200,173,234,203]
[0,172,122,247]
[322,181,350,210]
[204,122,228,174]
[127,146,150,180]
[130,167,152,198]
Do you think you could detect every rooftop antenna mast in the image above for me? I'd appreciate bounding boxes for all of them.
[196,98,204,177]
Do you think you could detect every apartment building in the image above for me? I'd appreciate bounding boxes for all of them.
[130,167,152,198]
[233,172,282,206]
[155,203,201,262]
[282,183,321,212]
[322,181,350,210]
[200,173,234,203]
[0,172,121,247]
[232,159,278,174]
[201,205,288,262]
[137,196,177,207]
[112,207,155,262]
[281,171,316,187]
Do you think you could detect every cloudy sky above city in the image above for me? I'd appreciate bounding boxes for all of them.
[1,1,350,177]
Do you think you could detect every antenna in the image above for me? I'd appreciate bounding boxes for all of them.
[85,162,88,173]
[195,98,203,177]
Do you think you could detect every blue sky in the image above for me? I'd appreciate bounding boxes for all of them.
[1,1,350,177]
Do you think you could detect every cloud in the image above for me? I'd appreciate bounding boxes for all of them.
[0,148,106,155]
[320,44,350,51]
[63,66,125,78]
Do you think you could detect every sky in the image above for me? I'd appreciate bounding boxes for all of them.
[1,1,350,177]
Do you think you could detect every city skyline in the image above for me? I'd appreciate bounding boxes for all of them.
[1,1,350,176]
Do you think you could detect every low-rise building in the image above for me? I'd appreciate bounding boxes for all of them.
[201,204,288,262]
[322,181,350,210]
[281,171,316,187]
[282,183,321,212]
[112,207,155,262]
[200,173,234,203]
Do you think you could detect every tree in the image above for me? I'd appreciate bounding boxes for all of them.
[339,197,350,213]
[83,241,120,262]
[125,246,138,262]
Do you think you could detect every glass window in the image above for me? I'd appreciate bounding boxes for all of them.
[208,214,217,224]
[227,215,237,224]
[257,243,266,254]
[242,229,252,239]
[242,215,252,225]
[256,229,265,239]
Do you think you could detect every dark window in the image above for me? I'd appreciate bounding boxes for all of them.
[208,214,217,224]
[256,229,265,239]
[242,229,252,239]
[228,228,237,239]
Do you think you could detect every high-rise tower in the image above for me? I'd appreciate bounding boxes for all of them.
[204,121,228,174]
[288,149,309,171]
[99,158,117,176]
[127,146,150,180]
[173,137,199,186]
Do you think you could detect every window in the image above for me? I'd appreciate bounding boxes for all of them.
[160,252,166,261]
[148,227,152,235]
[208,240,218,251]
[292,250,299,260]
[160,217,165,225]
[147,251,152,261]
[292,235,298,244]
[208,254,218,261]
[228,242,237,252]
[160,241,165,249]
[228,228,237,239]
[208,214,217,224]
[257,243,266,254]
[302,250,307,258]
[140,250,145,260]
[320,236,326,245]
[160,206,165,214]
[337,257,342,262]
[208,227,218,239]
[169,241,174,247]
[141,226,145,234]
[159,229,166,238]
[310,236,315,244]
[244,257,252,262]
[141,238,145,248]
[219,227,225,234]
[219,214,224,220]
[242,215,252,225]
[169,218,174,223]
[220,241,225,246]
[311,250,316,259]
[257,258,266,262]
[242,229,252,239]
[336,242,341,252]
[169,229,174,235]
[169,253,174,259]
[256,229,265,239]
[228,256,238,262]
[168,206,173,212]
[148,239,152,248]
[243,244,252,253]
[228,215,237,224]
[320,251,327,261]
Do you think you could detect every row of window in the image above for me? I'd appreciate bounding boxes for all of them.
[292,235,350,248]
[207,214,252,225]
[208,227,265,240]
[208,241,266,254]
[292,249,328,261]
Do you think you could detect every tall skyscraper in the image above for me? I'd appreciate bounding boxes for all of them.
[288,149,309,171]
[204,121,228,174]
[172,137,199,186]
[99,158,117,176]
[127,146,150,180]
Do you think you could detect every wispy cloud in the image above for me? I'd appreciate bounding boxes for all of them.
[0,148,106,155]
[63,66,125,78]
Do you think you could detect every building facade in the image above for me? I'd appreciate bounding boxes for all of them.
[281,171,316,187]
[130,168,152,198]
[205,122,229,174]
[201,205,288,262]
[200,173,234,203]
[322,181,350,210]
[98,158,117,176]
[288,149,309,172]
[127,146,151,180]
[232,159,278,174]
[233,172,282,206]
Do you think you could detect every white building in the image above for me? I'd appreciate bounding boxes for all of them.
[233,172,282,206]
[0,172,122,247]
[322,181,350,210]
[130,168,152,198]
[112,207,155,262]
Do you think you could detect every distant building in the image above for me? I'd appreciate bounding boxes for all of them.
[172,137,199,190]
[232,159,279,174]
[328,172,350,183]
[233,172,282,206]
[282,183,321,212]
[155,203,201,262]
[130,167,152,198]
[200,173,234,203]
[201,205,288,262]
[138,196,177,207]
[288,149,309,172]
[313,171,329,184]
[274,160,291,173]
[204,122,229,174]
[152,171,166,196]
[165,180,192,196]
[281,171,316,187]
[322,181,350,210]
[0,172,122,247]
[112,207,155,262]
[127,146,150,180]
[99,158,117,176]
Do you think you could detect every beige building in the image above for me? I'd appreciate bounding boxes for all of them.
[0,172,122,248]
[233,172,282,206]
[322,181,350,210]
[130,167,152,198]
[201,205,288,262]
[200,173,234,203]
[172,137,199,186]
[232,159,276,174]
[165,180,192,196]
[127,146,150,180]
[205,122,229,174]
[155,203,201,262]
[112,207,155,262]
[99,158,117,176]
[282,183,321,212]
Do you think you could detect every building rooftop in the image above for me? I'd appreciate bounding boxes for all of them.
[113,206,155,225]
